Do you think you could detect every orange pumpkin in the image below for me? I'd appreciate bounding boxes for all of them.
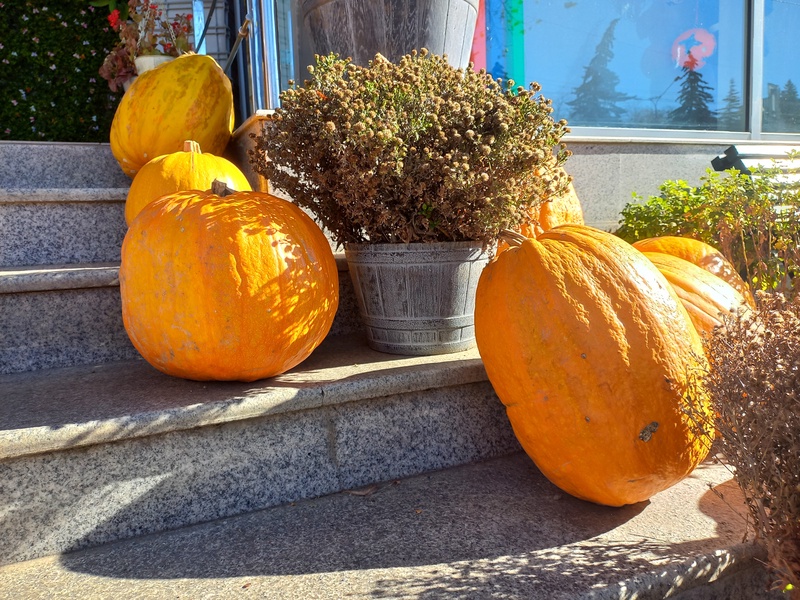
[120,186,338,381]
[125,140,252,225]
[110,54,234,178]
[497,169,584,252]
[475,225,713,507]
[632,236,755,307]
[642,251,749,339]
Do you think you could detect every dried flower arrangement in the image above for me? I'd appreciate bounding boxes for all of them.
[689,293,800,597]
[250,49,571,247]
[96,0,193,92]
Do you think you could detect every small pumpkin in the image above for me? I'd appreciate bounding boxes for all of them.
[120,183,338,382]
[632,236,755,307]
[497,168,583,252]
[125,140,252,225]
[475,225,713,507]
[642,251,748,339]
[110,54,234,178]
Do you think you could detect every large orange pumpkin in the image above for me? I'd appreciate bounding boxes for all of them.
[475,225,713,507]
[125,140,252,225]
[120,186,338,381]
[110,54,234,178]
[632,236,755,307]
[642,251,749,339]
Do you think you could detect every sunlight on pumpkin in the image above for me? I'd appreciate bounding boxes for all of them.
[120,189,338,382]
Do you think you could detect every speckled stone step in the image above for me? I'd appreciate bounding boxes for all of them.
[0,141,132,267]
[0,334,516,566]
[0,450,781,599]
[0,256,361,375]
[0,187,128,267]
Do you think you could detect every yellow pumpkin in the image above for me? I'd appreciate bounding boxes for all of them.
[110,54,234,178]
[125,140,252,225]
[632,236,755,308]
[642,251,749,339]
[475,225,713,507]
[120,186,338,381]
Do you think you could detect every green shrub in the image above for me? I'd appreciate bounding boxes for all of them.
[0,1,121,142]
[616,168,800,294]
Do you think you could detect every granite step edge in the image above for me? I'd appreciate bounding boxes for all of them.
[0,255,350,295]
[0,188,129,202]
[0,334,487,461]
[0,452,778,599]
[0,262,121,294]
[582,542,776,599]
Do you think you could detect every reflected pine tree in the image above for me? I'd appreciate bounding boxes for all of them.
[566,19,633,127]
[719,79,745,132]
[668,51,717,129]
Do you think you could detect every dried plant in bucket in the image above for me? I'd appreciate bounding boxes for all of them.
[250,49,571,248]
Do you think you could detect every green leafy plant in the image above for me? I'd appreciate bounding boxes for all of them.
[688,294,800,597]
[616,168,800,293]
[0,1,120,142]
[250,50,571,247]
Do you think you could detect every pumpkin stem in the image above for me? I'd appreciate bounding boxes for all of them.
[211,179,236,196]
[183,140,202,153]
[499,229,528,247]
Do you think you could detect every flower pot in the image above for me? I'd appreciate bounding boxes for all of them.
[300,0,479,70]
[344,241,491,355]
[134,54,174,75]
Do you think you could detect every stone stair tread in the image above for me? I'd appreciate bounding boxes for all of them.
[0,262,120,293]
[0,452,775,599]
[0,187,129,202]
[0,333,487,461]
[0,255,349,295]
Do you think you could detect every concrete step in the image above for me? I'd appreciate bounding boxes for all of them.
[0,187,128,267]
[0,334,513,566]
[0,141,131,190]
[0,256,361,375]
[0,452,780,599]
[0,141,132,267]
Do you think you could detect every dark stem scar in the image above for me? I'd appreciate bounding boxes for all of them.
[639,421,659,442]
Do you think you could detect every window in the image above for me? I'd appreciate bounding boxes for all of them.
[475,0,748,135]
[250,0,799,140]
[762,0,800,133]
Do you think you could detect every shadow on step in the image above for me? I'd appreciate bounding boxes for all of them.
[55,454,743,591]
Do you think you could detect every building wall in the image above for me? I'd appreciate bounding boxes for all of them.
[565,141,729,232]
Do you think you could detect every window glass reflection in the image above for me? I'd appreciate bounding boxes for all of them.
[763,0,800,133]
[474,0,746,131]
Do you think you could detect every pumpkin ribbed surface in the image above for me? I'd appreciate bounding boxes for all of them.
[125,140,252,225]
[642,251,748,339]
[475,224,713,507]
[110,54,234,177]
[120,189,338,382]
[632,235,755,308]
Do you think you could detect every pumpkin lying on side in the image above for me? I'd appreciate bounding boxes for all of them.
[642,251,749,339]
[120,184,339,382]
[475,225,713,507]
[632,235,755,308]
[125,140,252,225]
[110,54,234,178]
